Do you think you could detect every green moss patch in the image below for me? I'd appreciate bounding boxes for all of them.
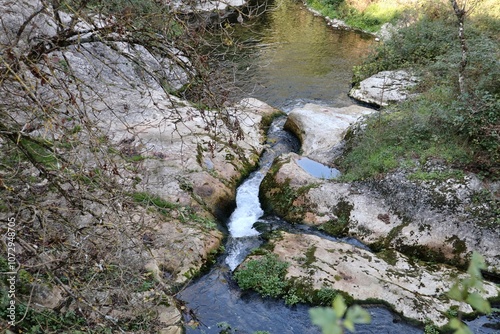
[260,160,318,223]
[318,199,353,237]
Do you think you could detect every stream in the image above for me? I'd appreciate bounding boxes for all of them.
[178,116,424,333]
[178,0,498,333]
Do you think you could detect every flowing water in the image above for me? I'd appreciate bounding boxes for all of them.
[178,0,499,333]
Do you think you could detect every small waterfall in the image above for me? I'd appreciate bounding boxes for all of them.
[227,171,266,238]
[225,170,267,270]
[225,117,295,270]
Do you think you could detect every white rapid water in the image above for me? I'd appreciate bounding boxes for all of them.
[225,169,268,270]
[225,118,292,270]
[228,171,265,237]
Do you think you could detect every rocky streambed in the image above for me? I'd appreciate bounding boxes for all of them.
[253,102,500,328]
[179,100,499,333]
[8,0,497,332]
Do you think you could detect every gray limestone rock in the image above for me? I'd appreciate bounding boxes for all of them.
[285,103,375,164]
[271,232,499,326]
[349,70,419,106]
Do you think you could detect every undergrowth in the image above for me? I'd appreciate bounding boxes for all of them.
[304,0,406,32]
[340,5,500,181]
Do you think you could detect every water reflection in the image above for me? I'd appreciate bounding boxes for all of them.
[230,0,374,109]
[296,157,341,179]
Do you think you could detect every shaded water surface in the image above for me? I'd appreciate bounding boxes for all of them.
[179,263,424,334]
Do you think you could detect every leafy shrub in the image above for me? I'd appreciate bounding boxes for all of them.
[310,295,371,334]
[452,92,500,177]
[345,6,499,180]
[316,287,339,306]
[447,252,492,333]
[233,253,289,298]
[461,32,500,95]
[338,96,472,181]
[353,16,458,83]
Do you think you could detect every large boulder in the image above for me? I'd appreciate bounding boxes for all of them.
[270,232,499,326]
[284,103,375,164]
[349,70,419,106]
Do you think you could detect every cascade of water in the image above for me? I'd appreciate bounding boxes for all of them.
[225,170,267,270]
[227,171,265,238]
[225,116,296,270]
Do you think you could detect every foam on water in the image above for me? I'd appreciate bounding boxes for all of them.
[227,171,265,238]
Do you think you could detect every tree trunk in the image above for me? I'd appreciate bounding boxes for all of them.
[450,0,468,95]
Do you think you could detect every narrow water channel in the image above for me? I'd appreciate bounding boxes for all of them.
[178,115,424,333]
[178,0,497,333]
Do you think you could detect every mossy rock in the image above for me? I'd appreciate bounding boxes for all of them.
[318,198,354,237]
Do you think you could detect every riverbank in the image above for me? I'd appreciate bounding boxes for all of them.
[181,0,499,331]
[253,102,499,329]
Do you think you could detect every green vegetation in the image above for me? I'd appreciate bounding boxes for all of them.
[339,3,499,181]
[408,170,465,182]
[468,190,500,227]
[14,137,61,170]
[424,323,440,334]
[132,191,179,213]
[337,100,473,181]
[233,253,289,298]
[215,322,271,334]
[131,191,218,230]
[260,162,319,223]
[0,300,88,334]
[304,0,404,32]
[319,199,353,236]
[233,251,348,307]
[446,252,492,333]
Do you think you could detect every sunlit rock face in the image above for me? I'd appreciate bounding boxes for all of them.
[285,103,375,165]
[270,232,499,327]
[349,70,419,106]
